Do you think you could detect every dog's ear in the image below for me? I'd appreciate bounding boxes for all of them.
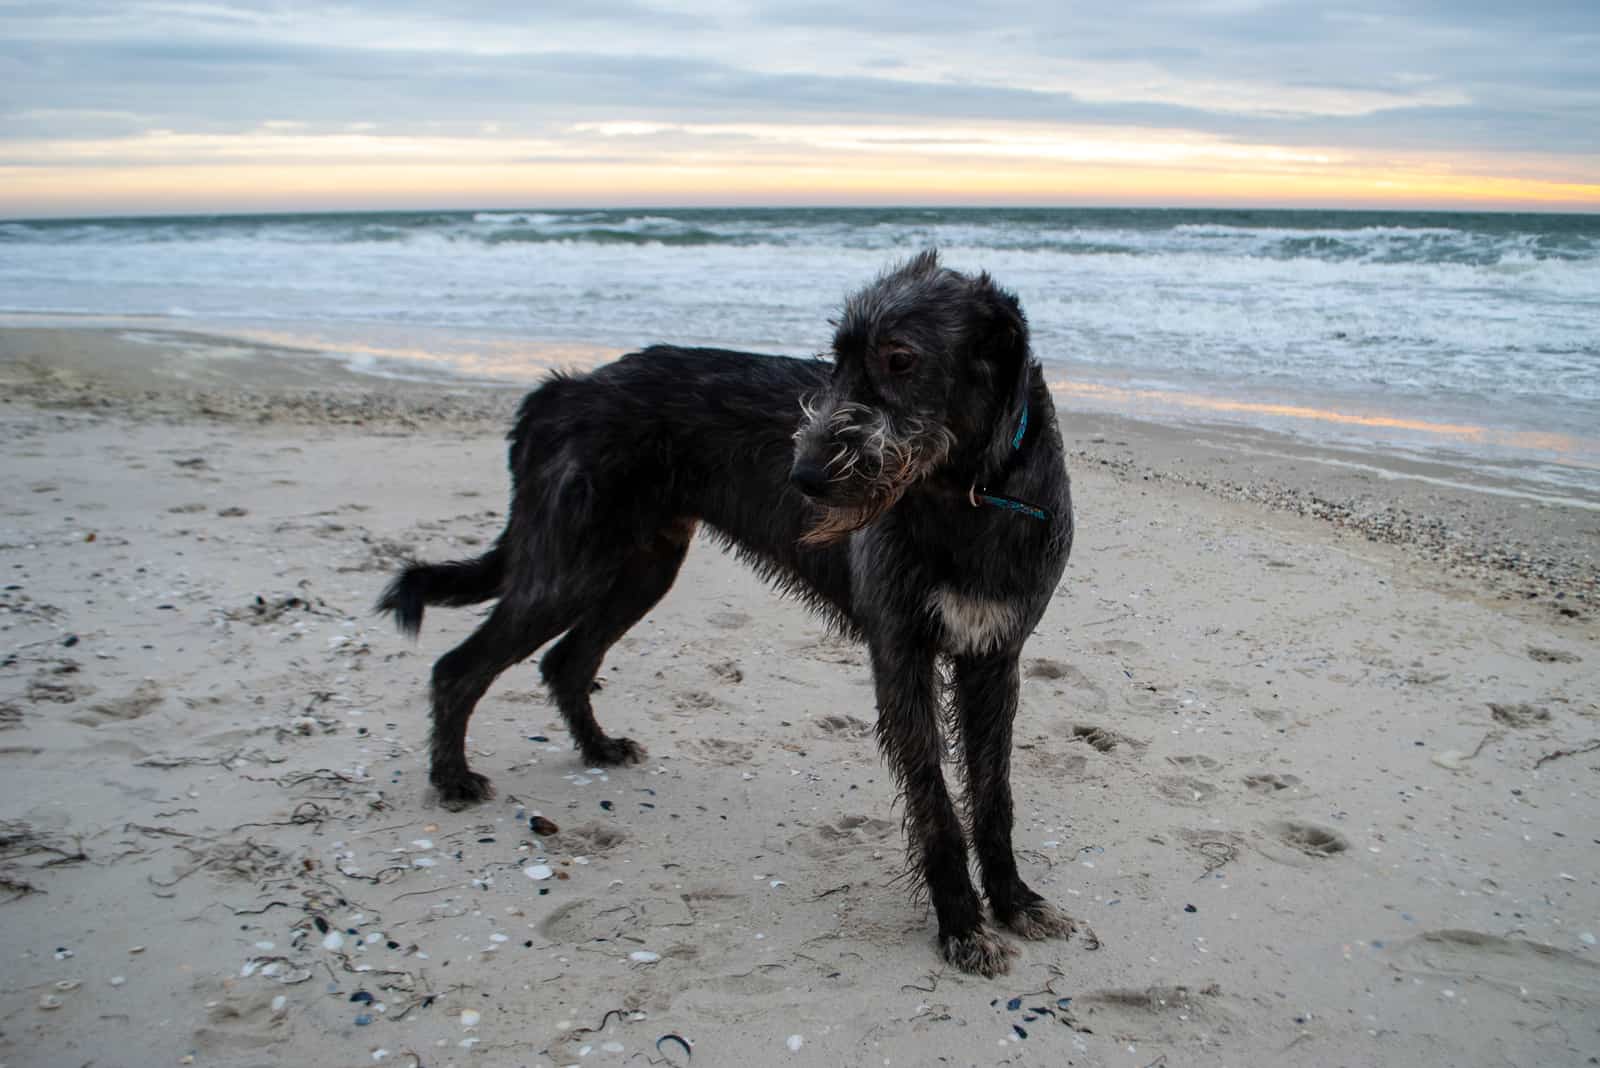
[903,248,941,277]
[969,273,1029,372]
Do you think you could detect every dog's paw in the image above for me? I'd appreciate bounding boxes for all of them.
[432,768,494,809]
[583,736,646,767]
[1003,898,1078,941]
[940,926,1018,977]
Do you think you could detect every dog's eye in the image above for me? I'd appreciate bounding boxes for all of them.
[885,348,917,375]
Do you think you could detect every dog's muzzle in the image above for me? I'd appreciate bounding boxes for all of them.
[789,457,831,499]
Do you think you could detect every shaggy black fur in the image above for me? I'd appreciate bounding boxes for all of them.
[379,250,1075,975]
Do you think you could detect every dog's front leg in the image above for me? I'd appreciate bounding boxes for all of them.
[869,637,1017,976]
[954,653,1078,942]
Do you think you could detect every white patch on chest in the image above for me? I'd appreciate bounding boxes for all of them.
[928,588,1022,656]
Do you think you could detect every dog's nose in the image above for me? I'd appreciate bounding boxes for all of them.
[789,458,830,498]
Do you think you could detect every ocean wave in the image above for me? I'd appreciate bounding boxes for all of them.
[1172,222,1467,239]
[7,209,1595,267]
[3,208,1597,439]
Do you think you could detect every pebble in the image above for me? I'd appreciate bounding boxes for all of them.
[39,995,63,1010]
[1581,932,1597,946]
[322,931,346,951]
[460,1009,481,1028]
[630,950,661,963]
[524,864,553,881]
[787,1034,804,1052]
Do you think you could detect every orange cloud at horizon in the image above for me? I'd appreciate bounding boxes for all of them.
[2,126,1596,216]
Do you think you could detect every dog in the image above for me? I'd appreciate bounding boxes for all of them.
[379,250,1076,975]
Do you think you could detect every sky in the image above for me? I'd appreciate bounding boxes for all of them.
[2,1,1598,217]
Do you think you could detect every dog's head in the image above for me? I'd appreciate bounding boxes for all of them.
[791,249,1030,545]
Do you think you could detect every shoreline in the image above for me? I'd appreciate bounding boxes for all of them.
[7,309,1597,483]
[3,322,1594,614]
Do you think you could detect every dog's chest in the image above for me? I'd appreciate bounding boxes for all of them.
[927,587,1025,656]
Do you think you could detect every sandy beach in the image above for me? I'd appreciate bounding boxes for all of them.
[2,325,1597,1067]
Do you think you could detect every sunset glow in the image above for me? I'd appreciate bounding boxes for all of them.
[2,130,1595,217]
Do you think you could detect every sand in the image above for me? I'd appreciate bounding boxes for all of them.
[1,326,1597,1067]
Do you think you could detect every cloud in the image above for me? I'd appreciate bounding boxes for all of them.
[0,0,1595,211]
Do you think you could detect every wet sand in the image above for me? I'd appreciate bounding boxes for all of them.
[1,325,1597,1066]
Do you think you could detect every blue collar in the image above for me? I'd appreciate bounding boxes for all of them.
[969,398,1051,523]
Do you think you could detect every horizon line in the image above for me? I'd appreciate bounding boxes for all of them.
[8,201,1600,225]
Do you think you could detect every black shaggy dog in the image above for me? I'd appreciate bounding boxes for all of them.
[380,251,1075,975]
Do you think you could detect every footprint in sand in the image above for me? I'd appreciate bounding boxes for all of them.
[1020,746,1090,776]
[1387,929,1600,1001]
[814,713,872,739]
[69,680,163,727]
[1156,775,1219,806]
[673,689,721,712]
[539,898,641,943]
[1270,820,1349,858]
[546,821,629,857]
[793,814,897,859]
[25,667,92,705]
[1488,702,1551,729]
[1060,983,1235,1041]
[1026,659,1109,713]
[1242,771,1303,795]
[1070,723,1140,753]
[190,988,288,1055]
[681,737,754,764]
[1089,639,1147,659]
[1165,754,1221,772]
[1024,658,1069,679]
[708,659,744,684]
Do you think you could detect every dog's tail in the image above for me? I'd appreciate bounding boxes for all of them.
[376,544,505,638]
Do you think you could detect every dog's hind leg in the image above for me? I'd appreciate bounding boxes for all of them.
[870,636,1017,977]
[429,600,573,806]
[954,654,1077,941]
[539,519,694,766]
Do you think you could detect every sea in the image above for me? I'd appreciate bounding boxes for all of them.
[2,207,1597,496]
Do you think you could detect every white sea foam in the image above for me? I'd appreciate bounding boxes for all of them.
[2,208,1595,474]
